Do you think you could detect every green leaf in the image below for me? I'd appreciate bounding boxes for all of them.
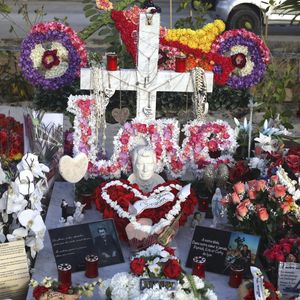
[85,9,98,17]
[0,3,11,13]
[83,4,94,11]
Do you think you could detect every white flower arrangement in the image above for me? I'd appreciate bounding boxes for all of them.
[99,272,217,300]
[0,153,49,259]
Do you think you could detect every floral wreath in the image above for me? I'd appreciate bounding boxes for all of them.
[19,22,87,90]
[95,180,197,241]
[211,29,270,89]
[100,244,217,300]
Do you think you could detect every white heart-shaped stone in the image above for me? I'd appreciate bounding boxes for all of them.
[59,153,88,183]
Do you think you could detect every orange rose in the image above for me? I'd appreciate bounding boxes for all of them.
[280,202,290,214]
[257,207,269,221]
[231,192,240,204]
[256,180,266,192]
[274,185,286,198]
[234,182,245,194]
[243,198,251,207]
[236,202,248,219]
[271,175,279,185]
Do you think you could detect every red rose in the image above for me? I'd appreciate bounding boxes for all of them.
[130,257,145,275]
[275,251,285,262]
[288,146,300,156]
[164,246,175,256]
[281,243,291,254]
[208,140,218,152]
[162,259,182,279]
[287,154,300,174]
[33,286,49,300]
[229,161,249,183]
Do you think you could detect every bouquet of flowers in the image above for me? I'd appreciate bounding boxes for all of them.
[240,280,281,300]
[30,277,101,299]
[0,113,23,160]
[100,244,217,300]
[222,166,300,243]
[0,153,49,259]
[264,237,300,264]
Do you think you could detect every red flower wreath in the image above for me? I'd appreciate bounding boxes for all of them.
[95,180,197,241]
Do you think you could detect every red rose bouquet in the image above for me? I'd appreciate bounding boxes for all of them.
[242,280,280,300]
[0,113,23,160]
[264,238,300,263]
[222,170,300,243]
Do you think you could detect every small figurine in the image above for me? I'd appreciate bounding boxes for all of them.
[73,201,86,223]
[60,199,68,222]
[211,187,223,228]
[191,211,205,228]
[65,216,74,226]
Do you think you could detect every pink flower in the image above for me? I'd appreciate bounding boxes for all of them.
[257,207,269,221]
[248,190,256,200]
[234,182,245,194]
[256,180,266,192]
[274,185,286,198]
[231,192,240,204]
[236,202,248,218]
[271,175,279,185]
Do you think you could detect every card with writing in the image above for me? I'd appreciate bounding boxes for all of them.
[49,219,124,272]
[186,226,260,275]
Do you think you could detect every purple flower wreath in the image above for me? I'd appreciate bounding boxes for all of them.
[19,22,87,90]
[211,29,270,89]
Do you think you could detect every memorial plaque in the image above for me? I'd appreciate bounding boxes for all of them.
[0,240,30,300]
[49,219,124,271]
[186,226,260,275]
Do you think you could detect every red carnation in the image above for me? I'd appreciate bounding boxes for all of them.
[130,257,146,275]
[162,259,182,279]
[33,286,49,300]
[42,49,60,69]
[164,246,175,256]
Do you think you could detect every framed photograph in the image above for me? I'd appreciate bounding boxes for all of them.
[186,226,260,276]
[49,219,124,272]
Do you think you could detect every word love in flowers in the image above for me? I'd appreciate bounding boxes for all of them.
[129,191,175,216]
[68,96,237,178]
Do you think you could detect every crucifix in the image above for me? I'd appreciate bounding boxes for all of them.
[80,13,214,120]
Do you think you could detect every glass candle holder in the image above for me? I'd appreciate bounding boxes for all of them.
[175,56,187,73]
[106,53,118,71]
[58,263,72,288]
[85,254,99,278]
[192,256,206,278]
[228,266,244,288]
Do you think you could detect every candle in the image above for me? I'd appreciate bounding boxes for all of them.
[85,254,99,278]
[228,266,244,288]
[198,197,209,212]
[106,53,118,71]
[192,256,206,278]
[57,263,72,288]
[175,56,186,73]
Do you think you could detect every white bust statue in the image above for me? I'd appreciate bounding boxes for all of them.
[128,145,165,193]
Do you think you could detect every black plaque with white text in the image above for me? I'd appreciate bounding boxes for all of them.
[49,219,124,272]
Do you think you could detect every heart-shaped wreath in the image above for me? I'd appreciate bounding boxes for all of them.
[95,180,197,241]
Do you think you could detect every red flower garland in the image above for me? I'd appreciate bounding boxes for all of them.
[95,180,197,241]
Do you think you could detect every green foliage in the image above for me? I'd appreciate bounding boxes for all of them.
[252,59,297,129]
[0,2,11,13]
[175,0,211,29]
[207,85,251,111]
[75,177,104,195]
[33,79,84,113]
[0,51,33,103]
[276,0,300,23]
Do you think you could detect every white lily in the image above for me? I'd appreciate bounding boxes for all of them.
[6,227,28,242]
[15,170,35,195]
[18,209,46,234]
[0,162,7,184]
[6,183,28,214]
[17,153,49,178]
[254,133,277,153]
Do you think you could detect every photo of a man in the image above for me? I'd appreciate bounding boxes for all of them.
[89,220,124,267]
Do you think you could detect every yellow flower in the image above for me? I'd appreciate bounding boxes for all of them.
[214,19,226,32]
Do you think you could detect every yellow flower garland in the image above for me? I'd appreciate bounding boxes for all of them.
[165,19,226,53]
